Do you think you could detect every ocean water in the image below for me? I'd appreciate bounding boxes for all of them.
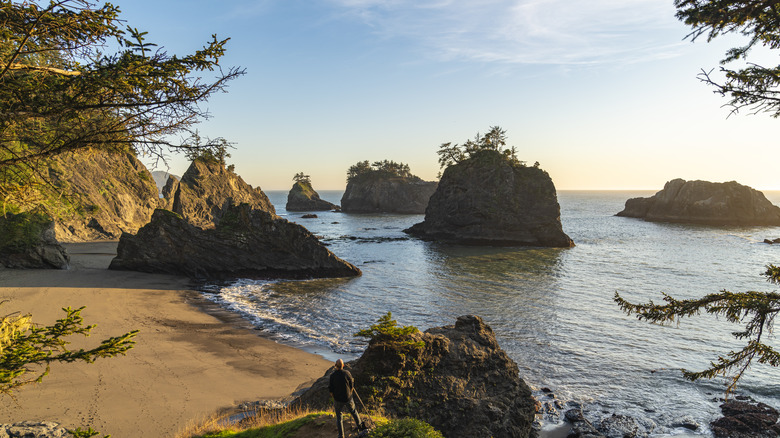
[202,189,780,436]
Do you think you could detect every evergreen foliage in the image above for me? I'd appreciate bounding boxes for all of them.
[675,0,780,116]
[0,304,138,398]
[437,126,523,169]
[367,418,444,438]
[346,160,415,182]
[1,0,244,212]
[615,265,780,394]
[292,172,311,185]
[354,312,424,349]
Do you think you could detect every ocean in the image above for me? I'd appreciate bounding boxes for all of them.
[202,189,780,436]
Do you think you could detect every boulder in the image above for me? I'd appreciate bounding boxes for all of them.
[0,212,69,269]
[295,315,538,438]
[616,179,780,226]
[341,176,437,214]
[166,158,275,229]
[565,408,606,438]
[405,150,574,247]
[710,399,780,438]
[108,205,360,279]
[0,421,68,438]
[45,148,160,242]
[286,181,338,211]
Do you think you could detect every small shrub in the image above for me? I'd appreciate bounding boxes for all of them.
[367,418,444,438]
[354,312,424,348]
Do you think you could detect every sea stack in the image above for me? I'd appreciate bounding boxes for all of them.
[617,179,780,226]
[286,180,338,211]
[405,150,573,247]
[340,160,437,214]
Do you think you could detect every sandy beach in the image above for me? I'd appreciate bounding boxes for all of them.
[0,242,332,437]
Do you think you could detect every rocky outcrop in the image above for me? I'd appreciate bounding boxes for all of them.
[164,158,275,229]
[109,204,360,279]
[286,181,338,211]
[296,315,537,438]
[44,148,160,242]
[617,179,780,226]
[405,150,573,247]
[710,399,780,438]
[0,212,69,269]
[150,170,179,198]
[341,176,437,214]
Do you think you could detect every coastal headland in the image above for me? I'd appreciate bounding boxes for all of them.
[0,242,331,437]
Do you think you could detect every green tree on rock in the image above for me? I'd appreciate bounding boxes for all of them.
[615,265,780,394]
[676,0,780,116]
[437,126,523,169]
[293,172,311,185]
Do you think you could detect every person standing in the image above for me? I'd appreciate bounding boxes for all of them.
[329,359,363,438]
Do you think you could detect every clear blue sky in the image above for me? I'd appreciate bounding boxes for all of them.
[118,1,778,191]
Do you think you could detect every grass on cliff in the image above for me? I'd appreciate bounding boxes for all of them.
[181,407,443,438]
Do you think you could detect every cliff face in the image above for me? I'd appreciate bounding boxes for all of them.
[165,159,275,229]
[286,181,338,211]
[296,315,537,438]
[45,149,159,242]
[340,176,437,214]
[617,179,780,226]
[108,204,361,279]
[405,150,573,247]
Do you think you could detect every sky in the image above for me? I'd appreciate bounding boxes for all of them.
[117,0,779,191]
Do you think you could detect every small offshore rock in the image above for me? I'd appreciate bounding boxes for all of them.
[286,181,338,211]
[301,214,318,219]
[564,408,605,438]
[670,416,699,431]
[595,413,654,438]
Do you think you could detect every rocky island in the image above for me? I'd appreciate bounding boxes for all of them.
[286,173,338,211]
[295,314,537,438]
[405,127,574,247]
[340,160,437,214]
[616,178,780,226]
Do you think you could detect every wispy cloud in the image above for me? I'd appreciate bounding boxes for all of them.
[326,0,687,65]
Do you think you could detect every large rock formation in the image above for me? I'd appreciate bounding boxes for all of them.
[0,212,69,269]
[286,181,338,211]
[163,158,275,229]
[617,179,780,226]
[341,176,437,214]
[296,315,537,438]
[45,149,160,242]
[405,150,573,247]
[109,204,360,279]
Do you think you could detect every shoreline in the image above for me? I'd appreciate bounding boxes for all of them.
[0,242,332,438]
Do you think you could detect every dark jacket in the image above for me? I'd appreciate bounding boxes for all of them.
[328,369,354,403]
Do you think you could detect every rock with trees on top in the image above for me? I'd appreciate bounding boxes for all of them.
[295,313,537,438]
[109,204,361,280]
[405,126,574,247]
[340,160,437,214]
[286,172,339,211]
[616,179,780,226]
